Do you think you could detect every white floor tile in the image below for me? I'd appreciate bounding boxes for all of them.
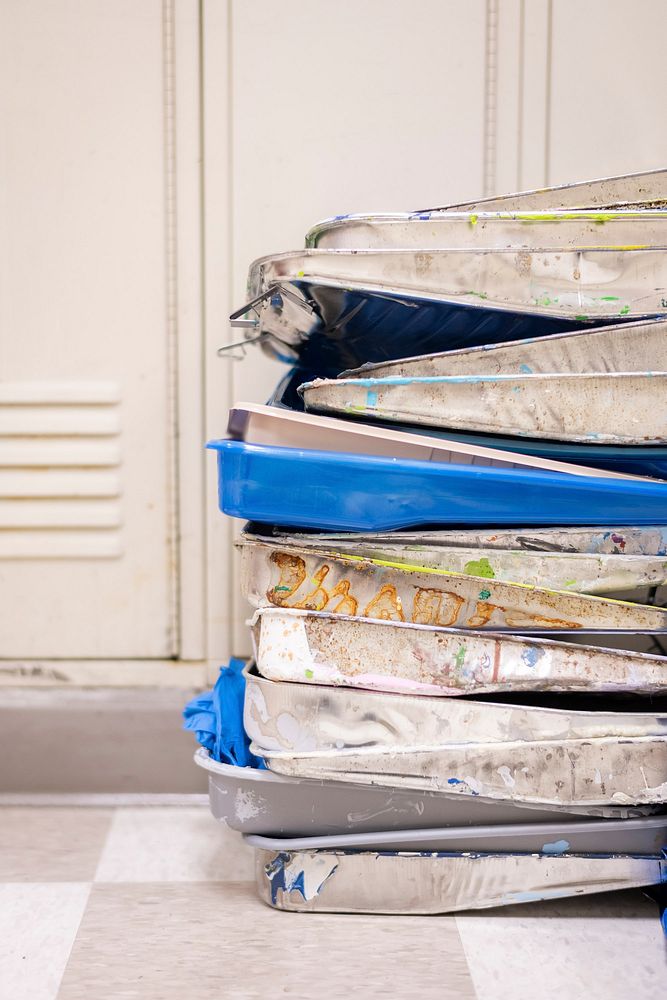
[0,883,90,1000]
[94,806,254,882]
[456,890,667,1000]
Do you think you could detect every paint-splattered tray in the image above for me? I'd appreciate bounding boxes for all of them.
[271,525,667,556]
[254,534,667,596]
[305,209,667,251]
[232,247,667,370]
[340,316,667,379]
[259,734,667,807]
[255,849,667,914]
[245,813,667,856]
[244,667,667,755]
[300,371,667,445]
[250,608,667,697]
[427,166,667,213]
[239,539,667,631]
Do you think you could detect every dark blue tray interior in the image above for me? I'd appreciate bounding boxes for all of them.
[279,279,612,375]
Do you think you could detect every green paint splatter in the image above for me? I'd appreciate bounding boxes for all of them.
[463,290,488,300]
[563,579,576,588]
[619,304,630,315]
[574,315,589,322]
[454,645,466,669]
[305,669,314,679]
[297,269,305,278]
[478,588,492,600]
[599,296,619,301]
[469,214,478,227]
[464,557,496,579]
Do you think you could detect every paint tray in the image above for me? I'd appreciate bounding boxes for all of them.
[239,537,667,631]
[209,439,667,531]
[231,246,667,372]
[194,749,659,837]
[305,208,667,251]
[254,848,667,914]
[245,813,667,856]
[250,607,667,697]
[243,666,667,753]
[252,527,667,596]
[258,734,667,808]
[299,371,667,445]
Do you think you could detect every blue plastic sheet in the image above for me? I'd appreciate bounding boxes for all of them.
[183,658,264,768]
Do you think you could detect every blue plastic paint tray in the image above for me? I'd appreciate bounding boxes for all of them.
[208,439,667,531]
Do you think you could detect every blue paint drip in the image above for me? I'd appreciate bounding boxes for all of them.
[519,363,533,374]
[542,839,570,855]
[265,852,298,904]
[521,646,545,668]
[366,389,378,408]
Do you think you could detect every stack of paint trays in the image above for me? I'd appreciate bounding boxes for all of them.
[200,168,667,915]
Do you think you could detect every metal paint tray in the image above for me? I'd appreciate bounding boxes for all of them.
[195,749,660,835]
[259,734,667,807]
[255,848,667,914]
[271,525,667,556]
[243,667,667,754]
[300,371,667,445]
[251,607,667,697]
[212,440,667,532]
[245,813,667,856]
[429,167,667,212]
[239,538,667,630]
[340,316,667,379]
[233,247,667,370]
[306,209,667,251]
[254,532,667,596]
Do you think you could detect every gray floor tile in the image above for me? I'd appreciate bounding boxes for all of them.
[0,807,112,881]
[0,883,91,1000]
[456,889,667,1000]
[94,806,254,882]
[57,882,476,1000]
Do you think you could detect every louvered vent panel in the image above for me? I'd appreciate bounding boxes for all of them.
[0,382,123,558]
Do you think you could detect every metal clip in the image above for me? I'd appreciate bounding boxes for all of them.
[229,286,278,327]
[217,332,266,360]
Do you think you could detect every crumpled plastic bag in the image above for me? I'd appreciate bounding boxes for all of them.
[183,657,264,768]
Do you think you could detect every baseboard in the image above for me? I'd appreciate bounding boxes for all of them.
[0,687,208,793]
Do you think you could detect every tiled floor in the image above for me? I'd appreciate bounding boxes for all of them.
[1,805,665,1000]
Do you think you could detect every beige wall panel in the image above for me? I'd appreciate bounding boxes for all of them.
[0,1,174,657]
[549,0,667,184]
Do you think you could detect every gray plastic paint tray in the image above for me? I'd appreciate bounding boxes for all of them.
[245,814,667,856]
[195,749,661,836]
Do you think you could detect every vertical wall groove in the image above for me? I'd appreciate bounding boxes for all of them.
[483,0,499,196]
[162,0,181,655]
[544,0,553,186]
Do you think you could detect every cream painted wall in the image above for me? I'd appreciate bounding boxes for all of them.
[1,0,665,684]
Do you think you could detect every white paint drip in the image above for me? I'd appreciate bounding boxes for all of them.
[234,788,263,821]
[497,765,516,788]
[270,852,339,900]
